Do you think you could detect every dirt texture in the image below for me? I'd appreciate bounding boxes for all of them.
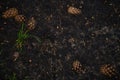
[0,0,120,80]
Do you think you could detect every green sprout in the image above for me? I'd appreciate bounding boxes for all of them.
[16,23,29,51]
[15,23,42,51]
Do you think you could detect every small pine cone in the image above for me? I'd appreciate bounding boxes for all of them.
[100,64,116,77]
[2,8,18,18]
[14,15,25,23]
[68,6,81,15]
[72,60,86,74]
[27,17,36,30]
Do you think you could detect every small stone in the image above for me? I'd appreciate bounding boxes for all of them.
[29,59,32,63]
[91,16,95,19]
[68,38,75,43]
[13,52,19,61]
[65,54,71,61]
[85,20,90,26]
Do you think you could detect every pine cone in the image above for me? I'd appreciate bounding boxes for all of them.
[72,60,86,74]
[27,17,36,30]
[68,6,81,15]
[2,8,18,18]
[100,64,116,77]
[15,15,25,23]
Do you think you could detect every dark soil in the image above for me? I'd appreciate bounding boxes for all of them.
[0,0,120,80]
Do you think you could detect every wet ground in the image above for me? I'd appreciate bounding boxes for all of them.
[0,0,120,80]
